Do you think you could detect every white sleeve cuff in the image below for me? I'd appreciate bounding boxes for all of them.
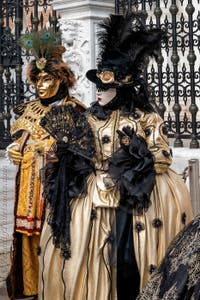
[5,142,20,162]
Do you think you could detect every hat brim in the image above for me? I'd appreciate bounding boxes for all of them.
[86,69,136,90]
[86,69,118,89]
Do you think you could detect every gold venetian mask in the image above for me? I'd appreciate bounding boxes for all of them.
[36,71,61,99]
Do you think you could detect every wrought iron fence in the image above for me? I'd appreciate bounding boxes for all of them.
[115,0,200,148]
[0,1,199,148]
[0,0,59,149]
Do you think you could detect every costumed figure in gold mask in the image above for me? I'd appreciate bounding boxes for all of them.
[38,13,193,300]
[6,29,85,300]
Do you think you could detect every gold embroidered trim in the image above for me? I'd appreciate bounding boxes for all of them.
[11,97,85,137]
[11,99,50,137]
[16,217,42,230]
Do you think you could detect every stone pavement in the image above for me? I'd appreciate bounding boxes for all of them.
[0,283,9,300]
[0,289,8,300]
[0,284,35,300]
[0,152,36,300]
[0,151,15,300]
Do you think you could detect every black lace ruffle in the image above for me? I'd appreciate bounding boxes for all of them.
[43,148,94,259]
[40,105,95,259]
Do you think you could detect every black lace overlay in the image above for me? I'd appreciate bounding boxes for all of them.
[40,105,95,259]
[137,215,200,300]
[108,126,155,213]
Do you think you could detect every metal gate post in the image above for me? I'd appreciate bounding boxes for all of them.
[189,159,200,216]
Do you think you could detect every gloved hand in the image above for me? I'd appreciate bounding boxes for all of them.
[117,126,151,159]
[117,126,133,150]
[7,144,22,165]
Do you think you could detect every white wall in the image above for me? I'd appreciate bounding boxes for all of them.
[53,0,115,106]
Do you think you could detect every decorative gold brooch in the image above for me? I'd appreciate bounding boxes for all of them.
[121,135,131,146]
[36,57,47,70]
[97,71,115,84]
[97,70,133,86]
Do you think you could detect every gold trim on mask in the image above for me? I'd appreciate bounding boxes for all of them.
[118,75,132,84]
[36,58,47,70]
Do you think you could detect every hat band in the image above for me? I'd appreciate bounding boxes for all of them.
[97,71,133,86]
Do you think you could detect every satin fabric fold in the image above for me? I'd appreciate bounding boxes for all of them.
[38,109,193,299]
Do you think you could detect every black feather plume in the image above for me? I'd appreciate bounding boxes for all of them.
[97,12,165,79]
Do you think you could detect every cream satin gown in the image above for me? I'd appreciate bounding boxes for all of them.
[38,109,193,300]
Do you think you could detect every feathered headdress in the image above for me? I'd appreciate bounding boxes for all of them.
[20,29,75,88]
[86,12,165,89]
[20,29,63,69]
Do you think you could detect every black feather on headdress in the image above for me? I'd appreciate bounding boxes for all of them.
[86,12,166,89]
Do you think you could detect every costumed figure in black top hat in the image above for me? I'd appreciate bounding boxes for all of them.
[38,13,193,300]
[6,29,85,300]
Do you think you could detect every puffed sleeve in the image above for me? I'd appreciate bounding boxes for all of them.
[141,112,172,174]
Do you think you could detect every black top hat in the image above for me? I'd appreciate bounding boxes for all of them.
[86,12,165,90]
